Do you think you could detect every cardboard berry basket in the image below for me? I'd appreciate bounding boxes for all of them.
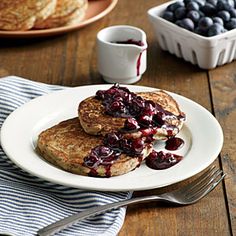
[148,0,236,69]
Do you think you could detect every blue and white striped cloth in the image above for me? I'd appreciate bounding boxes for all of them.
[0,76,132,236]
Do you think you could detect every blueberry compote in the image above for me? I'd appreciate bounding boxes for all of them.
[95,84,184,129]
[84,132,147,177]
[112,39,146,76]
[113,39,144,46]
[83,146,120,177]
[165,137,184,151]
[146,150,183,170]
[84,84,185,176]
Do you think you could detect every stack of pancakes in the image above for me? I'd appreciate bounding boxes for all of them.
[37,86,185,177]
[0,0,88,31]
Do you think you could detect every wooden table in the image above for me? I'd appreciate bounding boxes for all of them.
[0,0,235,235]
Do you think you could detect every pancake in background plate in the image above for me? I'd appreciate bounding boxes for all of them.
[0,0,57,30]
[34,0,88,29]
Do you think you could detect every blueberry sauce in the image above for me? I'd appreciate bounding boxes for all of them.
[84,132,149,177]
[165,137,184,151]
[136,49,145,76]
[112,39,146,76]
[83,146,120,168]
[95,84,184,126]
[146,150,183,170]
[113,39,144,46]
[83,84,185,176]
[83,145,120,177]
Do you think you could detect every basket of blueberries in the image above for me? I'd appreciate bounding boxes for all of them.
[148,0,236,69]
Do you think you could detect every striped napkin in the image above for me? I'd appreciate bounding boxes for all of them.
[0,76,132,236]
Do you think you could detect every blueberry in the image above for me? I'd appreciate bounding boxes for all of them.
[195,0,205,7]
[131,139,145,155]
[176,18,195,31]
[144,100,156,115]
[217,0,234,11]
[124,118,140,130]
[104,133,120,148]
[194,26,208,35]
[153,113,165,127]
[185,0,205,7]
[84,153,99,168]
[138,114,152,127]
[175,19,182,26]
[183,0,192,5]
[163,10,175,22]
[212,16,224,25]
[207,0,217,6]
[187,10,201,23]
[229,8,236,17]
[186,1,200,11]
[167,1,185,12]
[119,139,132,154]
[227,0,235,8]
[175,6,187,19]
[99,146,112,157]
[225,18,236,29]
[183,0,193,5]
[198,10,206,17]
[223,3,233,10]
[207,23,225,36]
[217,0,227,10]
[228,0,235,7]
[200,3,217,15]
[110,101,125,113]
[198,17,214,31]
[217,10,231,22]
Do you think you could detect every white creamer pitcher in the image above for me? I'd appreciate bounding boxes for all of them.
[97,25,147,84]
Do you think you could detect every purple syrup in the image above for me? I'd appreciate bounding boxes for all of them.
[95,84,185,130]
[84,85,186,177]
[146,150,183,170]
[165,137,184,151]
[83,146,120,168]
[88,168,98,177]
[136,49,145,76]
[114,39,144,46]
[112,39,146,76]
[88,165,112,177]
[83,145,120,177]
[83,132,148,177]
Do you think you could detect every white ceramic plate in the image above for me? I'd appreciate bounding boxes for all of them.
[0,85,223,191]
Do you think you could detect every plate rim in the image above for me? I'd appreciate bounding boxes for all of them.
[0,84,224,191]
[0,0,118,38]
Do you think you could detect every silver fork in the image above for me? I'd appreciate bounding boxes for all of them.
[37,166,225,236]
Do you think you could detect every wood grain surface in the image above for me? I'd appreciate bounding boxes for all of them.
[0,0,234,235]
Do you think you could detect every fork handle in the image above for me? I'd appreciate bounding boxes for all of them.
[37,195,163,236]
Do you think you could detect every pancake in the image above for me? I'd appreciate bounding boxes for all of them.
[65,3,87,26]
[34,0,87,29]
[36,0,58,23]
[78,87,185,140]
[0,0,25,9]
[37,118,152,177]
[0,0,56,31]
